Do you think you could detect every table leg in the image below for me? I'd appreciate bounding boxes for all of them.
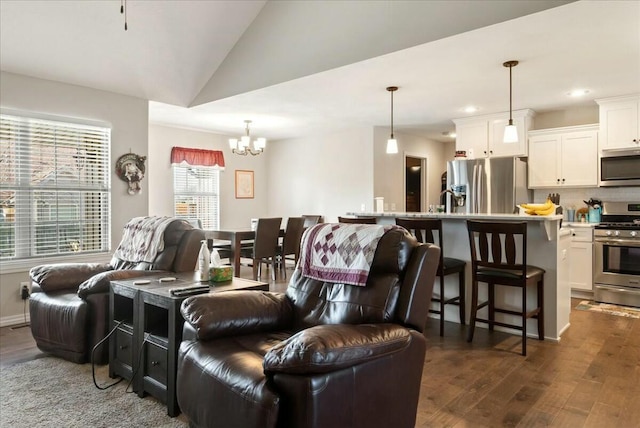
[232,236,241,277]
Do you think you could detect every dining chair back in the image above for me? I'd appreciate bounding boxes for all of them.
[279,217,306,279]
[338,216,377,224]
[396,218,466,336]
[466,220,545,356]
[244,217,282,281]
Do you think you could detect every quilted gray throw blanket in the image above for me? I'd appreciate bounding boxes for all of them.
[113,216,174,263]
[299,223,394,287]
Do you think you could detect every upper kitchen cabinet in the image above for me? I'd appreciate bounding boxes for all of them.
[453,109,535,158]
[528,124,599,188]
[596,94,640,150]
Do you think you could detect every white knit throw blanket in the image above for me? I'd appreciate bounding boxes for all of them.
[113,216,175,264]
[298,223,394,287]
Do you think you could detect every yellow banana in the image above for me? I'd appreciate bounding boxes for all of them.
[534,205,556,216]
[522,198,554,214]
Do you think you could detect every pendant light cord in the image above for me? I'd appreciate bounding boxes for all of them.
[503,60,518,126]
[390,89,394,138]
[386,86,398,139]
[120,0,128,31]
[509,64,513,124]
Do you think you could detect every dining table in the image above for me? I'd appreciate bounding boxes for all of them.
[203,228,284,277]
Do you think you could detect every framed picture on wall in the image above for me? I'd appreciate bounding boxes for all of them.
[235,170,254,199]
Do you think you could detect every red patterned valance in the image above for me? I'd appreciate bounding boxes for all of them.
[171,147,225,168]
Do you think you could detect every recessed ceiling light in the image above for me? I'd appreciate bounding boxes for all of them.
[464,106,478,113]
[568,89,590,97]
[442,131,457,138]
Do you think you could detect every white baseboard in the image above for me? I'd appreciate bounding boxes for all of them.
[1,313,31,328]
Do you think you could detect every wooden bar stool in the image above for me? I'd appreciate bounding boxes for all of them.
[466,220,545,356]
[396,218,466,336]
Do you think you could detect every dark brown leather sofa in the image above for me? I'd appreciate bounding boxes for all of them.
[29,218,203,364]
[176,226,440,428]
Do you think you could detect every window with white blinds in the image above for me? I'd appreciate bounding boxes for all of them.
[0,114,111,261]
[173,164,220,230]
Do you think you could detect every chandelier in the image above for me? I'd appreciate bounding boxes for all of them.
[229,120,266,156]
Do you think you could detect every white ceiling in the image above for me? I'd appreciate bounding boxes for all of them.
[1,1,639,143]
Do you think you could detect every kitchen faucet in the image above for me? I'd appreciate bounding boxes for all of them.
[440,189,466,207]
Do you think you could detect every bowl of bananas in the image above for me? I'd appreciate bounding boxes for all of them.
[518,199,557,216]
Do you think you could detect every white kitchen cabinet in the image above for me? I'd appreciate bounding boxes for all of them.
[596,94,640,150]
[569,227,593,292]
[528,124,598,188]
[454,109,535,158]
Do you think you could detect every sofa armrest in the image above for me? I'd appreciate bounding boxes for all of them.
[77,269,164,298]
[30,263,112,293]
[180,291,292,341]
[263,323,411,374]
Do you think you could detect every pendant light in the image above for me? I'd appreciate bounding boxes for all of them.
[386,86,399,154]
[503,60,519,143]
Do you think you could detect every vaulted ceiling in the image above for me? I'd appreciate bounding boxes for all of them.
[1,1,639,142]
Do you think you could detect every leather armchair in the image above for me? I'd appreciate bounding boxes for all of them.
[29,218,203,364]
[177,226,440,428]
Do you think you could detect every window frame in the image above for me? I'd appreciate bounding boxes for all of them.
[0,111,112,272]
[172,162,221,230]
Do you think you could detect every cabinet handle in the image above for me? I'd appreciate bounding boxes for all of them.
[483,150,487,155]
[489,150,493,154]
[119,345,128,350]
[562,178,565,182]
[151,361,160,366]
[557,178,560,183]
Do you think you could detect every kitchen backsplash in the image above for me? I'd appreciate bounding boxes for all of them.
[533,187,640,210]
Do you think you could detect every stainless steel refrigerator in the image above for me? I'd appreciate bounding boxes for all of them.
[445,157,532,214]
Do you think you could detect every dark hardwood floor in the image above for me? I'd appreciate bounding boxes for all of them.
[2,263,639,427]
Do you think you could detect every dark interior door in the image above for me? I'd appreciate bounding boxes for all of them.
[405,156,422,212]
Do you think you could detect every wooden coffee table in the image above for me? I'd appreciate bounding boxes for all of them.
[109,272,268,417]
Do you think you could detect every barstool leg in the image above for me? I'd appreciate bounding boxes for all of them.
[439,275,445,337]
[488,283,495,331]
[537,278,545,340]
[467,279,479,343]
[522,285,527,356]
[458,269,466,325]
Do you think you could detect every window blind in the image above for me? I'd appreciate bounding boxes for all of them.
[0,114,111,260]
[173,164,220,230]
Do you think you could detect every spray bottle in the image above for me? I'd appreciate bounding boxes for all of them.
[198,239,210,282]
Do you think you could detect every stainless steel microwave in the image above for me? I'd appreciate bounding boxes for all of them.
[600,148,640,187]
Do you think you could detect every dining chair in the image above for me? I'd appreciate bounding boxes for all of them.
[338,216,377,224]
[302,215,323,228]
[466,220,545,356]
[277,216,306,279]
[241,217,282,281]
[396,218,466,336]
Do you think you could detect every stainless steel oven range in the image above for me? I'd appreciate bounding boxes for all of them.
[594,202,640,307]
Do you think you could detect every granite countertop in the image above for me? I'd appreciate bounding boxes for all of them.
[346,211,563,222]
[562,222,598,228]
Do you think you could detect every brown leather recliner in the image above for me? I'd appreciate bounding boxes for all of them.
[177,226,440,428]
[29,218,204,364]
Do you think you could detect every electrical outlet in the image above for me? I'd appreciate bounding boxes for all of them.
[20,281,30,300]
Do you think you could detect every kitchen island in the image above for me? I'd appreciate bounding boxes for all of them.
[346,212,570,341]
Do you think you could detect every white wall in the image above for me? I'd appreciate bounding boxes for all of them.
[373,127,454,212]
[0,71,148,326]
[148,124,269,228]
[532,105,599,130]
[266,127,374,222]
